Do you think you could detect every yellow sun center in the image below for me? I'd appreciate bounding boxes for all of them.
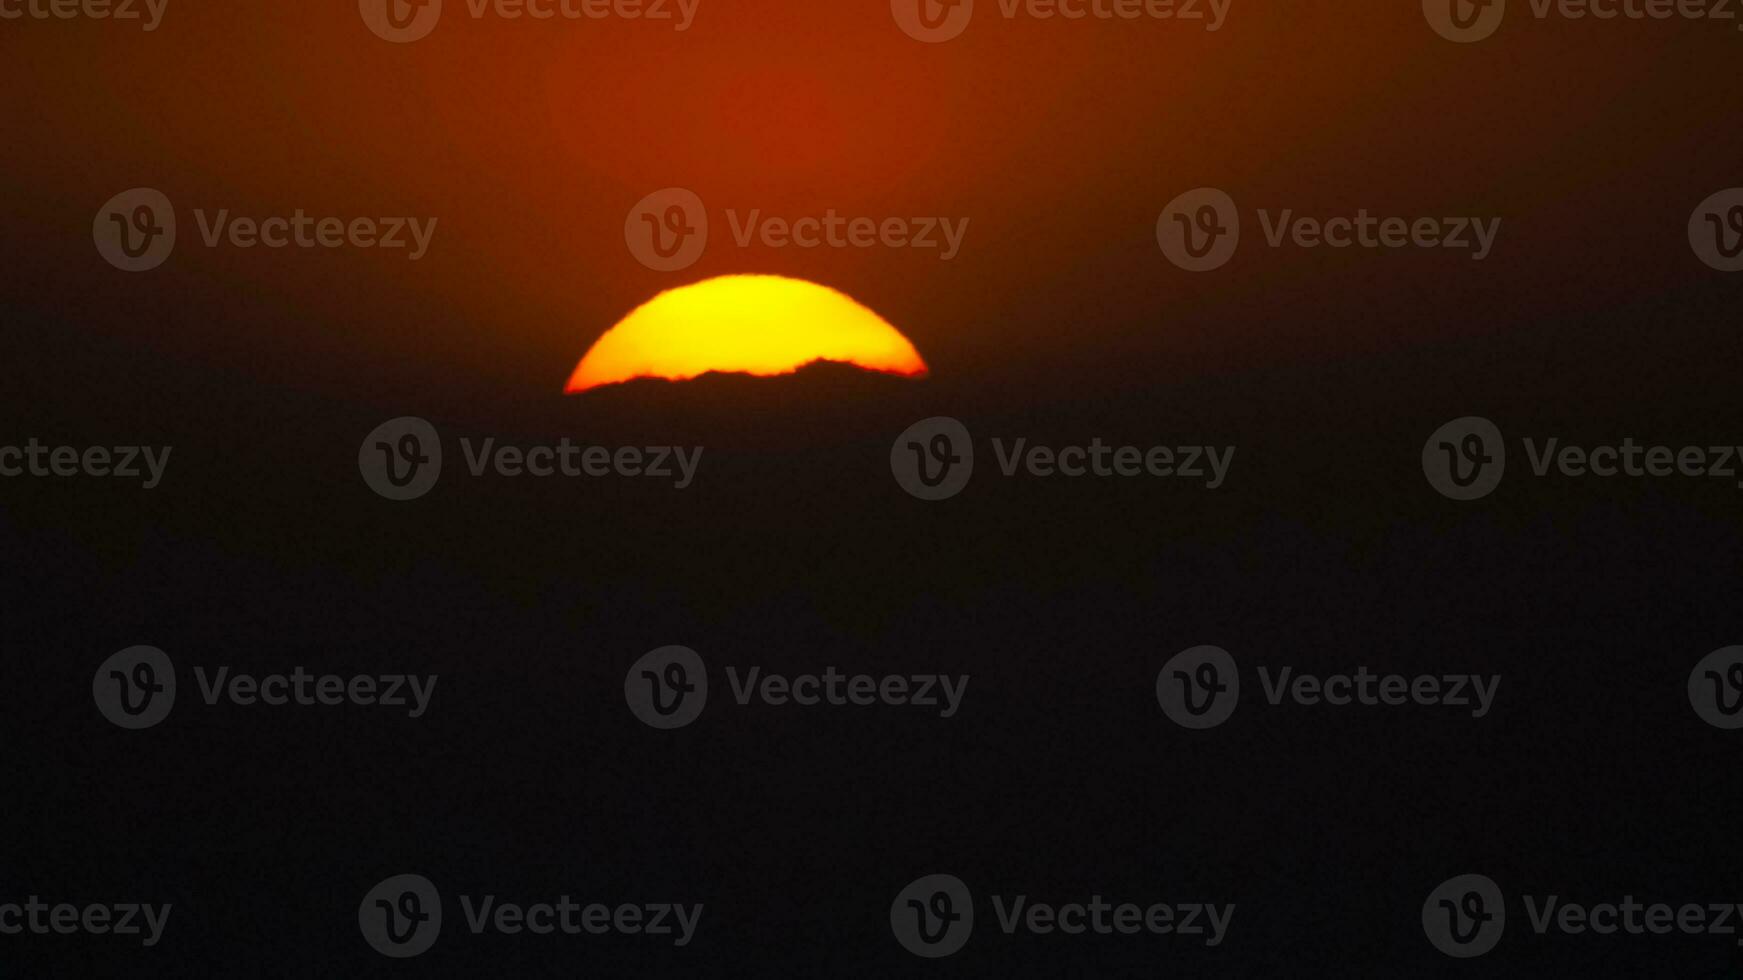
[566,275,928,392]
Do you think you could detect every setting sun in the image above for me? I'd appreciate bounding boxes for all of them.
[566,275,928,392]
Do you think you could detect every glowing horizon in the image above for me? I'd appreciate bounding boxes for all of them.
[566,275,928,393]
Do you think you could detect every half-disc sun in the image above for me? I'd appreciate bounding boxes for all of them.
[566,274,928,393]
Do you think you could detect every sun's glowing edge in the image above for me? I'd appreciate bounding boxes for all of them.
[566,275,928,393]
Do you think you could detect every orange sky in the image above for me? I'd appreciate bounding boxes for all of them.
[2,2,1736,406]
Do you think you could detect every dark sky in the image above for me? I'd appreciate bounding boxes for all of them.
[3,3,1742,976]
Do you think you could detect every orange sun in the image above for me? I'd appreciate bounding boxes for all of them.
[566,275,928,393]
